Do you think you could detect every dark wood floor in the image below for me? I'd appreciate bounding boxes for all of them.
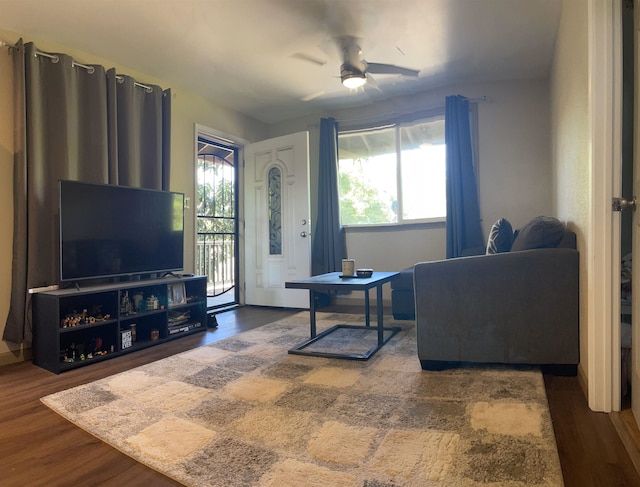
[1,306,639,487]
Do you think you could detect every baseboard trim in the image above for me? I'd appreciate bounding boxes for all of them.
[0,347,32,366]
[577,362,588,400]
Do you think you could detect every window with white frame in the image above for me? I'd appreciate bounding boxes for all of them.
[338,116,446,226]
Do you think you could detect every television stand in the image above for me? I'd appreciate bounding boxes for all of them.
[32,275,207,374]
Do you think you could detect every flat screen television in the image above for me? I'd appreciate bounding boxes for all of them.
[59,180,184,282]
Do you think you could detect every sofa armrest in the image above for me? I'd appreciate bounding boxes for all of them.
[414,248,579,365]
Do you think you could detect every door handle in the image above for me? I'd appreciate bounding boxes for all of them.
[612,196,636,212]
[300,231,309,238]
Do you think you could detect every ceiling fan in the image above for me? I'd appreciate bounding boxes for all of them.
[337,36,419,89]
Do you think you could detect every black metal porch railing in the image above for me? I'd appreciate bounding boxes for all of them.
[196,232,236,306]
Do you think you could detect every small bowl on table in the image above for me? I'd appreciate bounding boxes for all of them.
[356,268,373,278]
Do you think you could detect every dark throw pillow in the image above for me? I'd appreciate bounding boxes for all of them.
[486,218,514,254]
[511,216,565,251]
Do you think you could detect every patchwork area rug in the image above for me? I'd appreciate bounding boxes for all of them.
[41,312,564,486]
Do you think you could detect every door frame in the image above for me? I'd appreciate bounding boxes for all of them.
[590,0,623,412]
[194,124,249,305]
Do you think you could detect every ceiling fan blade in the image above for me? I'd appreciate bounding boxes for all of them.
[299,90,326,102]
[290,52,327,66]
[366,73,383,92]
[366,62,419,77]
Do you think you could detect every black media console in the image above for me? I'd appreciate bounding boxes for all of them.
[32,275,207,374]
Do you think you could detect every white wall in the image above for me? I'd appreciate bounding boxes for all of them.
[550,0,590,385]
[270,78,554,303]
[476,80,553,229]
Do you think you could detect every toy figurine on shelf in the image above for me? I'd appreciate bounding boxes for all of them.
[88,336,104,356]
[63,343,77,362]
[146,295,159,311]
[60,306,108,328]
[61,314,80,328]
[120,291,132,315]
[90,304,110,321]
[133,292,144,312]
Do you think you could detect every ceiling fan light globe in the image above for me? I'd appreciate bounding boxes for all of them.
[342,73,367,89]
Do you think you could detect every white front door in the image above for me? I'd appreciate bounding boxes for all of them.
[244,131,311,308]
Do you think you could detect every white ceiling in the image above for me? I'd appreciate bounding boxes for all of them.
[0,0,562,125]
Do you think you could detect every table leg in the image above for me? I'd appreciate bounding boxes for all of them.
[309,289,317,338]
[377,283,384,345]
[364,288,370,327]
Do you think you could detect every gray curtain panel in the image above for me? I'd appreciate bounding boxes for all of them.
[5,39,28,344]
[445,95,484,259]
[4,41,170,344]
[311,117,346,276]
[106,69,171,189]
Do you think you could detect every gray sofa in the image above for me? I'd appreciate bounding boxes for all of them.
[413,216,580,374]
[392,249,484,320]
[391,267,418,320]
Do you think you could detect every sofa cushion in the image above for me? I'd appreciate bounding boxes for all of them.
[391,267,415,290]
[486,218,514,254]
[511,216,565,251]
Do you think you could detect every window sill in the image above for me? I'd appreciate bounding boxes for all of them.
[343,220,445,233]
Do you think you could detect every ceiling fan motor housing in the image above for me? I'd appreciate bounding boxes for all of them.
[341,38,366,72]
[340,37,367,87]
[337,35,419,88]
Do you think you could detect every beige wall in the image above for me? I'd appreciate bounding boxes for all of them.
[270,78,554,302]
[550,0,589,381]
[0,29,269,362]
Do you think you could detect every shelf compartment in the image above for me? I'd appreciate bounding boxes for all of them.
[120,308,166,324]
[59,318,118,334]
[119,285,167,316]
[167,320,204,337]
[58,350,116,372]
[119,313,167,350]
[59,323,119,364]
[58,290,118,329]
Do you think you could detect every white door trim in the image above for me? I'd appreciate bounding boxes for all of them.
[193,123,249,304]
[588,0,623,412]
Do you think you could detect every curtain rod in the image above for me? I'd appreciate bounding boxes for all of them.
[334,96,487,126]
[3,39,157,93]
[115,75,154,93]
[33,48,154,92]
[1,40,17,50]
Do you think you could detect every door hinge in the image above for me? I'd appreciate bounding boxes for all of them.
[612,196,636,212]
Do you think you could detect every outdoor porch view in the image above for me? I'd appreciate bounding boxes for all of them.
[197,136,238,311]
